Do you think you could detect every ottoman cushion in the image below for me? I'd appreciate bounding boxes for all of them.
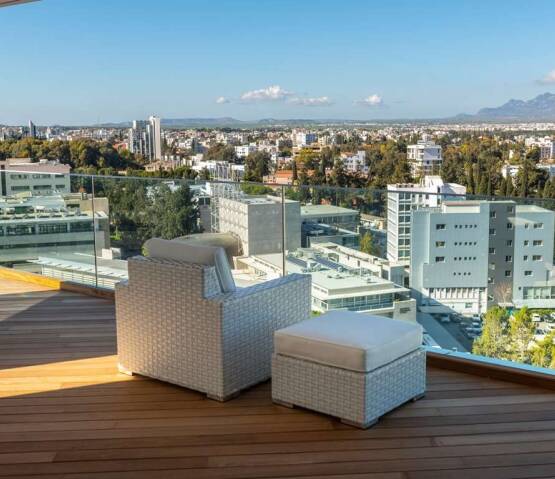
[274,310,423,373]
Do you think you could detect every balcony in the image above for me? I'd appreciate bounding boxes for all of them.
[1,277,555,476]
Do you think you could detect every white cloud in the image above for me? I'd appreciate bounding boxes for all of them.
[356,94,383,107]
[215,96,230,104]
[538,70,555,85]
[240,85,294,102]
[290,96,333,106]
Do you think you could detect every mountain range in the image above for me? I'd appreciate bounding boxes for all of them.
[455,93,555,121]
[88,93,555,128]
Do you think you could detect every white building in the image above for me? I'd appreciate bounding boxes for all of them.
[239,248,416,321]
[0,194,109,265]
[341,150,368,174]
[214,194,301,256]
[292,132,318,147]
[387,176,466,264]
[128,116,162,161]
[525,136,554,160]
[410,200,555,315]
[234,144,257,158]
[407,135,442,176]
[0,158,71,196]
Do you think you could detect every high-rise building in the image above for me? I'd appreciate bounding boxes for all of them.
[128,116,162,161]
[407,135,442,177]
[28,120,36,139]
[149,115,162,161]
[386,176,465,264]
[410,200,555,315]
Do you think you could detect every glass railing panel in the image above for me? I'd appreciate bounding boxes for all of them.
[0,170,98,287]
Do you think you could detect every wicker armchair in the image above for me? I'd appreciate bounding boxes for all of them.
[116,253,311,401]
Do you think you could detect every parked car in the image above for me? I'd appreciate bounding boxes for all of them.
[439,314,451,324]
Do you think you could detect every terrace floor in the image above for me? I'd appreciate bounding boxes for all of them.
[1,279,555,478]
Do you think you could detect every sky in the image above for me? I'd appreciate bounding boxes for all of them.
[1,0,555,125]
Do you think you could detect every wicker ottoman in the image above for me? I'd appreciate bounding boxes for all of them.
[271,311,426,429]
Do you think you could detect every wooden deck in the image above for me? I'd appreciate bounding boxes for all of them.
[1,280,555,478]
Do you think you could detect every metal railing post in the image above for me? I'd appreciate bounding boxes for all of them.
[281,185,286,277]
[91,176,98,288]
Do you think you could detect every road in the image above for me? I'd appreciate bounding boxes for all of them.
[417,312,468,352]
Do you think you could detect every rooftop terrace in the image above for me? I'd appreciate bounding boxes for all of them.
[2,278,555,477]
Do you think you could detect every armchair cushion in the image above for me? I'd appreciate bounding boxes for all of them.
[143,238,236,293]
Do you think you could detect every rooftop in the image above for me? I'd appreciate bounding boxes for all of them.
[2,278,555,477]
[301,204,359,217]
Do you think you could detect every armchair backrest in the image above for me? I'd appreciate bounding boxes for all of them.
[143,238,236,293]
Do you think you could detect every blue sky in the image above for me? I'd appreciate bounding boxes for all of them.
[1,0,555,125]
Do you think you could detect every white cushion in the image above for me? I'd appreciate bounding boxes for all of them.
[274,310,422,373]
[143,238,236,293]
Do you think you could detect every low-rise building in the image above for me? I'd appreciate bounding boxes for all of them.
[301,204,359,231]
[0,193,109,265]
[239,249,416,321]
[341,151,367,174]
[214,193,301,256]
[0,158,71,196]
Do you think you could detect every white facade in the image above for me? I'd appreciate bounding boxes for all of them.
[215,194,301,256]
[525,136,555,160]
[341,150,368,174]
[239,250,416,321]
[410,200,555,315]
[0,158,71,196]
[128,116,162,161]
[386,176,466,264]
[292,132,318,147]
[0,194,109,264]
[407,136,442,176]
[234,144,257,158]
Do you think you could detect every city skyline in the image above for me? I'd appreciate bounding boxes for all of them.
[1,0,555,124]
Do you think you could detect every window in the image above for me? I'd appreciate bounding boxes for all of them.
[489,263,496,270]
[435,241,445,247]
[505,270,512,277]
[507,222,513,230]
[436,224,446,230]
[524,255,528,261]
[533,255,543,261]
[505,255,512,262]
[490,211,496,218]
[534,223,544,229]
[465,302,473,308]
[524,240,529,246]
[507,206,515,213]
[533,240,543,246]
[525,271,533,276]
[525,224,530,229]
[489,247,495,254]
[435,256,445,263]
[506,240,513,247]
[489,228,496,235]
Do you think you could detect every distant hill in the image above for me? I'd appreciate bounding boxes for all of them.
[455,93,555,121]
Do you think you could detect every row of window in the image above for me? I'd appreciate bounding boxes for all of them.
[0,222,94,236]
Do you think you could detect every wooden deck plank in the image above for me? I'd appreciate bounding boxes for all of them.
[0,282,555,477]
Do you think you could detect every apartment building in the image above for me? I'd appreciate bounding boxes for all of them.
[0,158,71,196]
[128,116,162,161]
[234,144,257,158]
[292,132,318,147]
[341,150,368,174]
[386,176,465,264]
[525,136,555,160]
[407,135,442,176]
[410,200,555,315]
[214,194,301,256]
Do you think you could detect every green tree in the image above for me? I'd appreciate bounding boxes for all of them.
[472,307,509,359]
[360,231,380,257]
[531,331,555,369]
[244,151,271,182]
[508,307,535,363]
